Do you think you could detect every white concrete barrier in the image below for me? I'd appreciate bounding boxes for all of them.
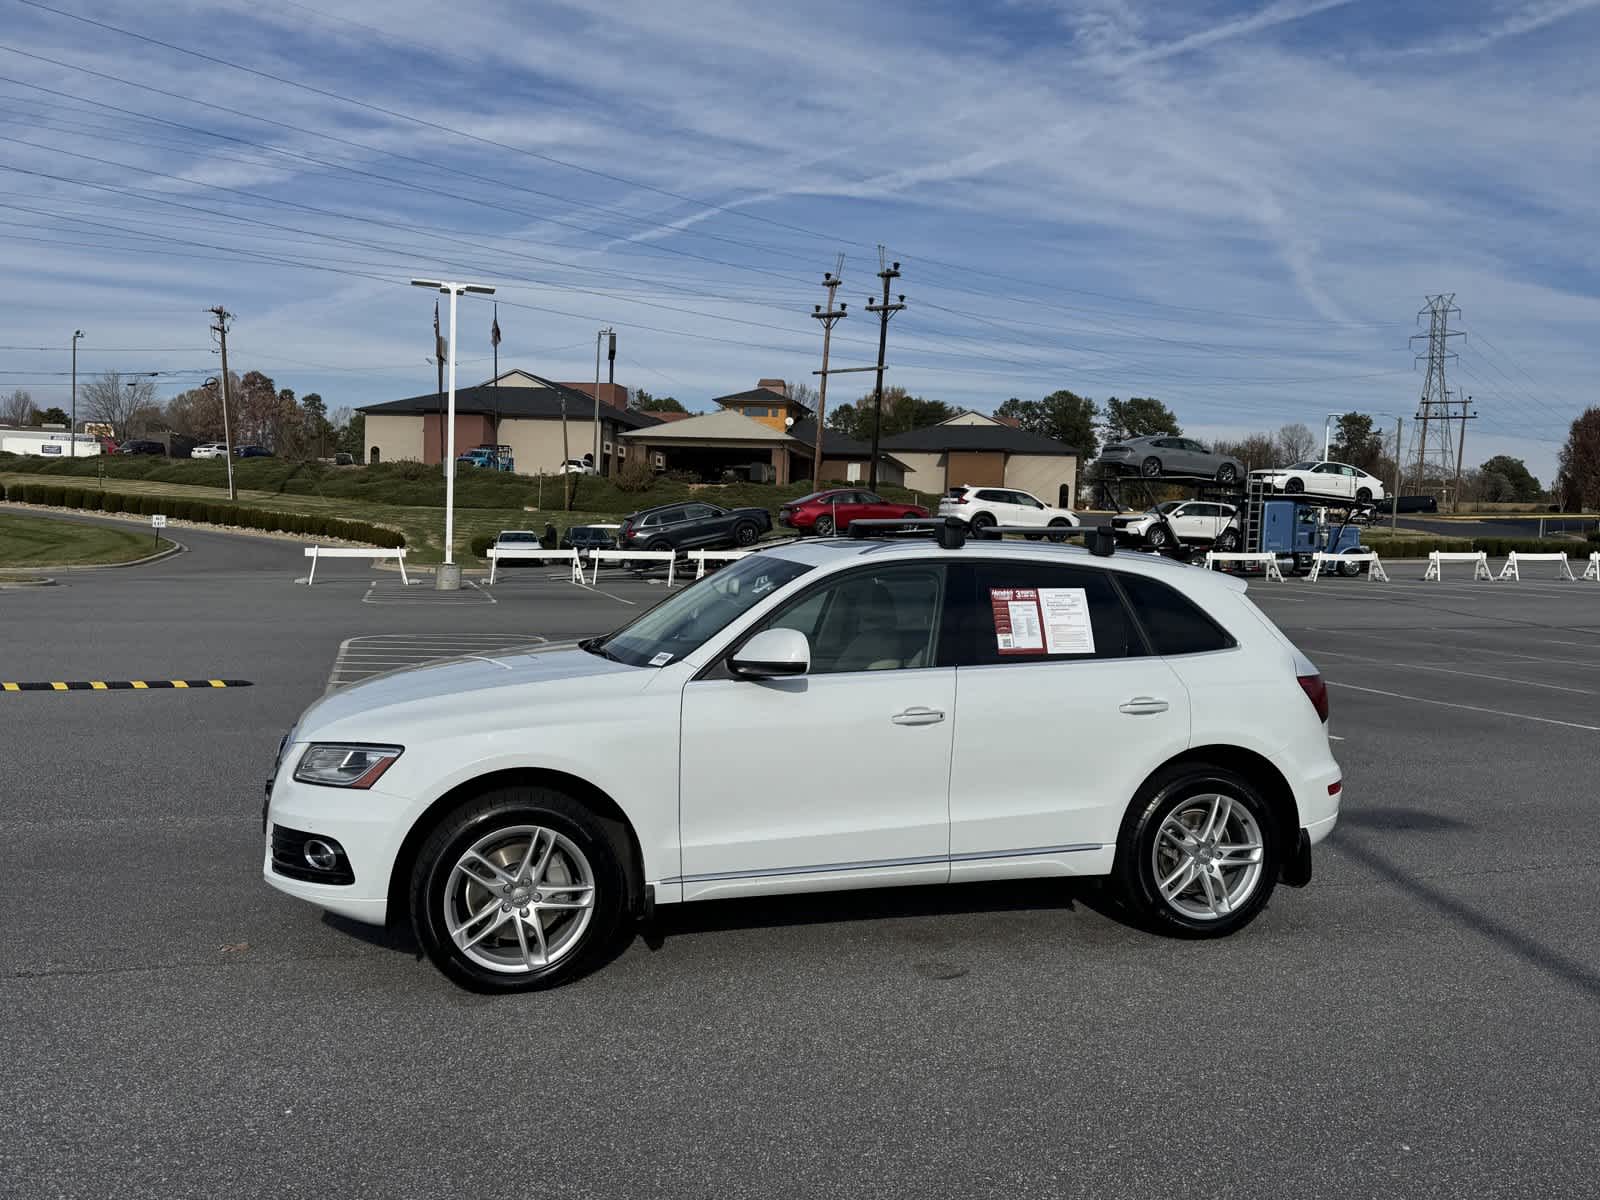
[1307,551,1390,582]
[1497,551,1575,582]
[487,546,582,585]
[688,549,751,579]
[588,549,676,588]
[304,545,407,585]
[1203,551,1284,582]
[1585,552,1599,581]
[1423,550,1491,581]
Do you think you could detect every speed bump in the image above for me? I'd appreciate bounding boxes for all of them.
[0,679,252,692]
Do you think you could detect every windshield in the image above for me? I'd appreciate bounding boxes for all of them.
[1156,501,1184,513]
[1289,461,1317,470]
[589,554,813,668]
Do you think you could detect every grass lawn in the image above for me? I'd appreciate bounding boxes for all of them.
[0,511,170,568]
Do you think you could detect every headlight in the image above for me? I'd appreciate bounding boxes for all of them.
[293,743,403,789]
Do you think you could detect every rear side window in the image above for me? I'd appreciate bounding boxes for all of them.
[946,562,1145,665]
[1119,574,1236,655]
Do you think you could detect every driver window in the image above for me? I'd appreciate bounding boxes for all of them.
[756,566,945,674]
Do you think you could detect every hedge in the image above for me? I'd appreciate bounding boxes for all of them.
[0,481,405,547]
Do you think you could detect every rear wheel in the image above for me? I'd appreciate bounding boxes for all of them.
[968,512,996,534]
[646,538,672,553]
[410,787,630,992]
[1356,486,1372,502]
[1141,456,1163,478]
[812,514,834,537]
[1114,765,1279,938]
[1217,463,1239,485]
[1214,528,1239,552]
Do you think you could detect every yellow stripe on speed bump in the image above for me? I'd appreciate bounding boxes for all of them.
[171,680,188,688]
[91,681,107,690]
[131,681,148,689]
[51,682,67,691]
[2,682,18,692]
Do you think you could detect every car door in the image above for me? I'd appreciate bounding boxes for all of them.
[1008,491,1048,528]
[678,504,723,547]
[1311,463,1350,497]
[677,562,956,900]
[1167,502,1207,541]
[829,491,867,530]
[943,559,1191,877]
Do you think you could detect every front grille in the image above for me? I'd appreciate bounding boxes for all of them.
[270,825,355,886]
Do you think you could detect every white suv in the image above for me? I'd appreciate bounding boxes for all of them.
[264,533,1341,992]
[1114,500,1238,550]
[938,486,1080,534]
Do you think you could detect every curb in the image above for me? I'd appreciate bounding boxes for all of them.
[0,575,57,588]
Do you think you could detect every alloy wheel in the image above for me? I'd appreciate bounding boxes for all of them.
[1151,794,1265,921]
[443,825,596,974]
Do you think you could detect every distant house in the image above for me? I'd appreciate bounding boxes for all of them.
[880,411,1082,507]
[358,369,657,476]
[711,380,813,433]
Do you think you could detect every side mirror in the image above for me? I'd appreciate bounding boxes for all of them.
[729,628,810,680]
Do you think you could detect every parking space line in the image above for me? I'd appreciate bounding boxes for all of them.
[1327,681,1600,731]
[1302,647,1597,695]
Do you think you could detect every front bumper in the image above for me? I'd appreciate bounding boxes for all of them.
[262,774,414,926]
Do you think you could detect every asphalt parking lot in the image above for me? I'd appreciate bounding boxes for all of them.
[2,512,1598,1199]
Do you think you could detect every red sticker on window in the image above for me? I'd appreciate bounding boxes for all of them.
[989,587,1044,654]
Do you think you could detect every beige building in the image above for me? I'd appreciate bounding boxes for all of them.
[880,412,1082,507]
[620,407,907,486]
[359,370,656,476]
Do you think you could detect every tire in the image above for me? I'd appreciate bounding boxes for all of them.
[968,512,996,534]
[1146,523,1171,549]
[1338,558,1362,578]
[1356,487,1372,502]
[1113,764,1280,938]
[1141,456,1163,478]
[1214,528,1239,552]
[733,521,759,547]
[812,514,834,537]
[409,786,631,992]
[1046,518,1071,543]
[1217,463,1239,485]
[1285,477,1305,494]
[646,538,672,553]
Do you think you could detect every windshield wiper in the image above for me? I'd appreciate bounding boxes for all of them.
[578,636,624,663]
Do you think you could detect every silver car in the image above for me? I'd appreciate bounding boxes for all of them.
[1098,435,1243,483]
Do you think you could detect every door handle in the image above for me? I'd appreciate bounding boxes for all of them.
[1119,697,1170,715]
[891,706,946,726]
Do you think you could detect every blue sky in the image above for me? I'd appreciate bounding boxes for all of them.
[2,0,1596,480]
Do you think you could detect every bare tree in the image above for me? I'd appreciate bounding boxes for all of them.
[785,380,819,411]
[1275,422,1316,463]
[80,371,158,439]
[2,388,35,426]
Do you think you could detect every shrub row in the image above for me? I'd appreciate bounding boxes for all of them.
[0,481,404,547]
[1363,535,1597,559]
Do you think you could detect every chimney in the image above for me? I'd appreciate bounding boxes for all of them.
[757,378,787,397]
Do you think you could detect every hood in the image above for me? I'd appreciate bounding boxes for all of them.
[296,647,645,738]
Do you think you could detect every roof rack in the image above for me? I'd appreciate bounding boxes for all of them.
[847,518,1117,557]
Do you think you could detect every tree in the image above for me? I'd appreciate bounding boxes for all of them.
[996,390,1100,457]
[80,371,157,439]
[2,388,35,426]
[336,411,365,457]
[1103,396,1180,441]
[302,393,330,458]
[235,371,279,447]
[1212,432,1279,470]
[784,380,818,411]
[1476,455,1541,503]
[1275,423,1316,464]
[1330,413,1384,475]
[637,394,686,413]
[1556,407,1600,511]
[839,387,954,440]
[38,406,68,426]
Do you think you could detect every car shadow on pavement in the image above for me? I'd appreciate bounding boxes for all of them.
[1336,806,1472,833]
[1334,832,1600,1001]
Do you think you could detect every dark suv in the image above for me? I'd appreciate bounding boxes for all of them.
[116,439,165,456]
[619,502,770,552]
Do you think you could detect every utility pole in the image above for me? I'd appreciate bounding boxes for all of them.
[208,306,237,500]
[864,248,905,492]
[70,330,83,456]
[1391,416,1402,533]
[1408,294,1464,500]
[560,391,572,511]
[592,326,613,475]
[1453,393,1472,513]
[809,257,847,486]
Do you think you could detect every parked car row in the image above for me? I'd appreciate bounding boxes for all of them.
[182,443,271,459]
[780,488,927,535]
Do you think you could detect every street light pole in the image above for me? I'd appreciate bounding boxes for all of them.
[1323,411,1345,461]
[412,279,495,585]
[592,326,613,474]
[70,330,83,456]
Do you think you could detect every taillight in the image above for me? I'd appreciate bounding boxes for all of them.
[947,496,967,504]
[1297,673,1329,723]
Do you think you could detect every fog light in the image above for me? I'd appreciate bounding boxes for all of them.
[303,839,340,871]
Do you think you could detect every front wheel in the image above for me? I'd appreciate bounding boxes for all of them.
[812,514,834,537]
[1146,524,1171,549]
[733,521,759,547]
[410,788,630,992]
[1216,463,1239,485]
[1214,528,1239,552]
[1285,477,1305,494]
[1046,518,1071,543]
[1114,766,1279,937]
[1338,557,1362,578]
[1356,487,1372,502]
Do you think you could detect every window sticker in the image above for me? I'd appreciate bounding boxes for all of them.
[1038,587,1095,655]
[989,588,1044,654]
[649,652,674,667]
[989,587,1095,655]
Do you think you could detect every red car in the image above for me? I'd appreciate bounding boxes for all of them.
[778,488,928,536]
